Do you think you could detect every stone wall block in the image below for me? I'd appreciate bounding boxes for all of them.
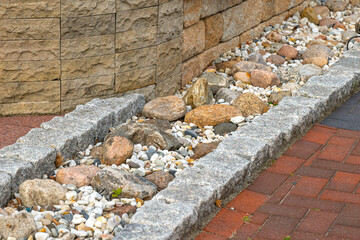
[159,0,183,24]
[118,85,156,102]
[116,0,158,11]
[184,0,202,27]
[261,0,275,21]
[221,0,263,42]
[61,35,115,59]
[61,55,114,80]
[182,56,200,87]
[156,73,182,97]
[0,60,60,83]
[0,40,60,62]
[116,7,158,32]
[157,37,182,63]
[156,55,182,82]
[0,0,60,18]
[183,20,205,61]
[158,17,183,44]
[115,26,157,52]
[204,13,224,50]
[274,0,293,15]
[0,81,60,104]
[0,102,60,116]
[61,0,116,17]
[0,19,60,41]
[61,75,114,100]
[116,47,156,73]
[61,14,115,39]
[115,66,156,93]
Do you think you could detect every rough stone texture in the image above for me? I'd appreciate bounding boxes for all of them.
[156,74,182,97]
[56,165,100,188]
[326,0,349,11]
[145,171,175,190]
[277,45,298,59]
[19,179,67,207]
[298,64,322,82]
[102,136,134,165]
[234,72,251,84]
[267,31,283,42]
[0,0,60,18]
[116,26,157,52]
[204,13,224,50]
[116,0,158,11]
[116,66,156,93]
[231,61,272,75]
[183,78,213,109]
[0,172,12,207]
[184,0,202,27]
[266,55,286,65]
[302,44,334,59]
[185,105,243,128]
[301,7,319,24]
[251,69,280,88]
[303,57,328,67]
[158,17,183,44]
[232,92,270,117]
[61,0,115,17]
[215,88,241,103]
[313,6,331,18]
[200,72,229,94]
[156,55,182,82]
[143,96,187,121]
[183,20,205,60]
[92,167,157,199]
[106,121,181,151]
[116,7,158,32]
[0,102,60,116]
[0,211,37,239]
[193,142,220,159]
[215,60,237,72]
[116,47,156,73]
[221,0,263,42]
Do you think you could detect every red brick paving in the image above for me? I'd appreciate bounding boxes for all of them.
[196,124,360,240]
[0,115,59,149]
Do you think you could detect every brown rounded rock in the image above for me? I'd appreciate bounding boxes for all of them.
[313,6,330,19]
[56,165,101,188]
[184,105,243,128]
[319,18,338,27]
[302,44,334,59]
[266,55,286,65]
[266,31,283,42]
[215,60,237,71]
[303,57,328,67]
[301,7,319,25]
[142,96,187,121]
[250,70,280,89]
[90,146,103,159]
[183,78,213,109]
[232,93,269,117]
[277,45,298,59]
[234,72,251,84]
[145,171,174,190]
[109,205,136,216]
[102,136,134,165]
[193,142,220,159]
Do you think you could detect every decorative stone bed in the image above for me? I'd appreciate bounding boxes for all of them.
[1,2,360,240]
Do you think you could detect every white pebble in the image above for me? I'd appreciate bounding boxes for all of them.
[35,232,49,240]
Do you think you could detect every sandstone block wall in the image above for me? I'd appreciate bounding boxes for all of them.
[0,0,308,115]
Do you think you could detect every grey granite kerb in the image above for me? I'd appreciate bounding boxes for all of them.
[0,50,359,239]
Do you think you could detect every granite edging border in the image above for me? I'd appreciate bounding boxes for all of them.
[115,49,360,240]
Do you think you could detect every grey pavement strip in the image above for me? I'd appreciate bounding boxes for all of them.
[0,94,145,207]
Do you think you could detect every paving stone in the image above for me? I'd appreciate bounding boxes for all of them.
[254,215,299,240]
[247,171,288,195]
[282,195,345,213]
[284,140,321,160]
[267,156,305,175]
[291,176,328,198]
[318,144,353,162]
[257,203,308,219]
[226,190,268,214]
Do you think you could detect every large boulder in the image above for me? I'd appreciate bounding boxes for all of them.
[250,70,280,88]
[183,78,213,109]
[0,212,37,239]
[142,96,187,121]
[19,179,67,207]
[200,72,229,94]
[231,61,271,75]
[184,105,243,128]
[102,136,134,165]
[232,93,269,117]
[56,165,100,188]
[106,120,181,150]
[91,167,157,199]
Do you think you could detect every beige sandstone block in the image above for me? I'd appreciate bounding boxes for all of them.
[274,0,293,15]
[0,60,60,83]
[61,35,114,59]
[183,21,205,61]
[0,40,60,62]
[262,0,275,21]
[0,0,60,18]
[0,19,60,41]
[116,7,158,32]
[115,26,157,52]
[61,14,115,39]
[116,47,156,73]
[198,36,239,71]
[157,37,182,63]
[0,81,60,103]
[116,0,158,11]
[201,0,243,18]
[159,0,183,24]
[61,75,114,100]
[204,13,224,50]
[61,55,114,80]
[184,0,202,27]
[158,17,183,44]
[156,55,182,82]
[115,66,156,93]
[221,0,262,42]
[61,0,115,17]
[118,84,156,101]
[0,101,60,116]
[156,73,181,97]
[182,56,200,87]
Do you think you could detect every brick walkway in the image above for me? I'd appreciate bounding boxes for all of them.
[196,124,360,240]
[0,115,59,149]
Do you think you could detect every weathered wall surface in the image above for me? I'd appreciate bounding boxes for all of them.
[0,0,308,115]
